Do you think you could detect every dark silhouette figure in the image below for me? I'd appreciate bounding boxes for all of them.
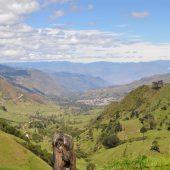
[52,133,76,170]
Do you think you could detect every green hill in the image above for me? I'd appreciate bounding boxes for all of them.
[102,83,170,123]
[0,131,51,170]
[76,83,170,169]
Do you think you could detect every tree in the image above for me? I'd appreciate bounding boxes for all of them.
[140,126,147,141]
[150,140,160,152]
[104,120,122,135]
[102,134,120,148]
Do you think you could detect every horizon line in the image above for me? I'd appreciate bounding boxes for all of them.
[1,59,170,64]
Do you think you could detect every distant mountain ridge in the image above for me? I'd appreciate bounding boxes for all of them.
[51,72,109,92]
[80,73,170,101]
[0,64,109,102]
[0,65,70,100]
[5,60,170,85]
[3,61,170,103]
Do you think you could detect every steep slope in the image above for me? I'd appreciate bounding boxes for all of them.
[0,78,47,104]
[0,64,69,100]
[101,83,170,121]
[0,64,110,100]
[0,78,19,101]
[51,72,109,92]
[0,131,51,170]
[76,84,170,169]
[11,69,68,98]
[81,73,170,100]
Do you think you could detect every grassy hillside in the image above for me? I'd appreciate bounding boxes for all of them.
[2,74,170,169]
[75,83,170,169]
[0,131,51,170]
[0,96,101,169]
[102,83,170,123]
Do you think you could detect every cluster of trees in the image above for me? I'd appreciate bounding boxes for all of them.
[99,119,122,148]
[139,114,157,130]
[21,141,52,166]
[0,118,29,141]
[0,118,52,166]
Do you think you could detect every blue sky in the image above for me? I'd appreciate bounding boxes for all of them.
[0,0,170,62]
[25,0,170,42]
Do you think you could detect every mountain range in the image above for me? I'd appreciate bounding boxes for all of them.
[2,61,170,103]
[0,64,109,102]
[5,60,170,85]
[80,73,170,101]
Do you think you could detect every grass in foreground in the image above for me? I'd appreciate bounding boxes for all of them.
[0,131,51,170]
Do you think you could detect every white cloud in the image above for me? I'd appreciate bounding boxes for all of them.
[0,23,170,63]
[131,11,150,18]
[0,0,39,24]
[0,1,169,63]
[49,10,65,20]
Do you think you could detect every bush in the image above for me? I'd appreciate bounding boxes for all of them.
[0,106,7,112]
[150,140,160,152]
[102,134,120,148]
[140,126,147,141]
[0,118,29,141]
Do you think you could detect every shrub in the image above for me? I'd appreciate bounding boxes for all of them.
[0,118,28,141]
[140,126,147,141]
[150,140,160,152]
[0,106,7,112]
[102,134,120,148]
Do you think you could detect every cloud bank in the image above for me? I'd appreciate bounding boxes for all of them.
[0,23,169,63]
[0,0,169,63]
[0,0,39,24]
